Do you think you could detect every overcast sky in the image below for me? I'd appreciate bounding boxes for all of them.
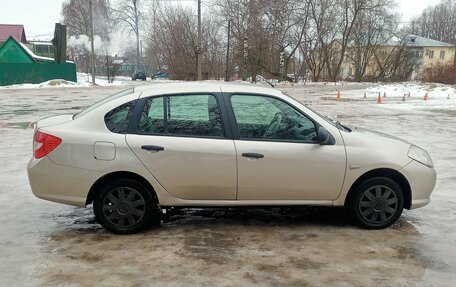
[0,0,444,40]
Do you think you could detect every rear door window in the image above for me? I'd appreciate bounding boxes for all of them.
[138,94,225,138]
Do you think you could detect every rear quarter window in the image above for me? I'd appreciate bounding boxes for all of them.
[104,100,137,134]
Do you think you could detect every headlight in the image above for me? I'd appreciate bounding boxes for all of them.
[408,145,433,167]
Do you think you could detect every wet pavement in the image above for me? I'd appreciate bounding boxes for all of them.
[0,82,455,286]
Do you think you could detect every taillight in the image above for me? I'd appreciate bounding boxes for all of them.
[34,131,62,159]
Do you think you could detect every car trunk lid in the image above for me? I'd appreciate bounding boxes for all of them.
[30,114,73,132]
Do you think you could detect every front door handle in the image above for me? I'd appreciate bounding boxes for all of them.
[242,152,264,159]
[141,145,165,151]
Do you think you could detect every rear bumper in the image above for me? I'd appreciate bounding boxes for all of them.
[400,160,437,209]
[27,156,103,207]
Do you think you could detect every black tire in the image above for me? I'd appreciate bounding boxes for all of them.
[93,178,160,234]
[347,177,404,229]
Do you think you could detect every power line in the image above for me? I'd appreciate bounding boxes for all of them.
[26,31,54,37]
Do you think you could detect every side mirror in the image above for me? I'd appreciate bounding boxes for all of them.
[317,127,335,145]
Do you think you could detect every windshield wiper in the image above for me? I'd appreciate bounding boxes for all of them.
[336,121,351,132]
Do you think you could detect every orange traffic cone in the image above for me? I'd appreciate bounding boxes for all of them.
[424,93,429,100]
[377,93,382,104]
[336,90,341,101]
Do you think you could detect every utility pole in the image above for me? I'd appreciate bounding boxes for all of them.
[279,51,285,82]
[242,36,248,81]
[224,20,231,82]
[89,0,96,84]
[197,0,202,80]
[133,0,141,68]
[106,56,110,83]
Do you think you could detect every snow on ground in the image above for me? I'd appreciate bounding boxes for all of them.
[0,72,181,89]
[0,73,128,89]
[313,82,456,113]
[367,83,456,112]
[76,72,127,86]
[366,82,456,99]
[1,78,455,113]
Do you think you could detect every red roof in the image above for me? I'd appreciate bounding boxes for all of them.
[0,24,27,43]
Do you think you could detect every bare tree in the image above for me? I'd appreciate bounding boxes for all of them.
[304,38,326,81]
[306,0,339,81]
[62,0,112,40]
[261,0,309,80]
[408,0,456,43]
[113,0,141,66]
[346,0,398,81]
[146,4,198,79]
[215,0,309,81]
[135,0,403,82]
[371,37,420,81]
[62,0,113,74]
[320,0,366,81]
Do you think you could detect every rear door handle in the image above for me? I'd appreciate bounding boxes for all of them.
[242,152,264,159]
[141,145,165,151]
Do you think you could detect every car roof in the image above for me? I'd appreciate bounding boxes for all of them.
[134,82,284,98]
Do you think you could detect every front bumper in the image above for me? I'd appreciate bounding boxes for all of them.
[27,156,104,207]
[400,160,437,209]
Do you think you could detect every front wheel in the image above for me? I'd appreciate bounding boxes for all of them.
[93,178,160,234]
[347,177,404,229]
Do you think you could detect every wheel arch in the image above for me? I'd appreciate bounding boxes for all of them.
[344,168,412,209]
[86,171,159,206]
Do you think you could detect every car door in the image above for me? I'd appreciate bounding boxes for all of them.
[229,94,346,201]
[126,93,237,200]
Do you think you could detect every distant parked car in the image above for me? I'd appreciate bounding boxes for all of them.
[151,70,168,79]
[27,83,436,234]
[132,71,146,81]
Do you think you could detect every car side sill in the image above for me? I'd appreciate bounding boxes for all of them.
[159,200,334,207]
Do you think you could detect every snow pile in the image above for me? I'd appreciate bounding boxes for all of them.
[76,73,126,86]
[366,82,456,99]
[364,83,456,112]
[0,73,127,89]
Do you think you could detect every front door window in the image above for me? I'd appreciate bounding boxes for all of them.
[231,95,317,142]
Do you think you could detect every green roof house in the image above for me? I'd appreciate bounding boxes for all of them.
[0,35,76,86]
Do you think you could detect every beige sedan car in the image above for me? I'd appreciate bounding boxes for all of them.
[27,83,436,233]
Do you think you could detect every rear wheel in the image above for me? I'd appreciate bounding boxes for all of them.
[93,178,160,234]
[347,177,404,229]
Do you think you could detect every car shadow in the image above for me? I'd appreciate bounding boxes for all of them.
[160,207,353,228]
[53,206,361,235]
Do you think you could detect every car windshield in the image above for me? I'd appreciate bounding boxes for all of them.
[284,92,338,128]
[301,103,352,132]
[286,94,352,132]
[73,88,135,119]
[304,104,337,126]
